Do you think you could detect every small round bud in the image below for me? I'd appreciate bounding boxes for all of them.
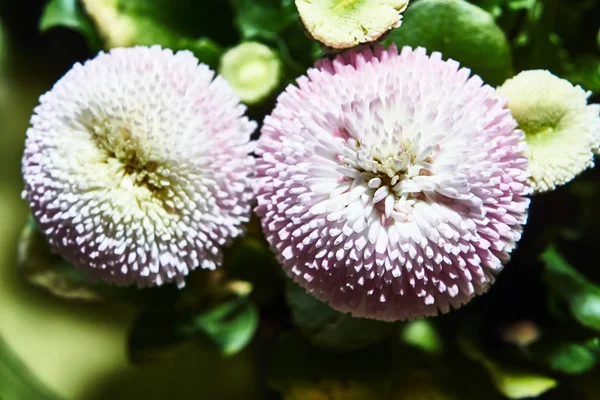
[219,42,282,105]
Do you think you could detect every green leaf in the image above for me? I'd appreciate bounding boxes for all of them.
[116,0,236,44]
[181,297,259,356]
[473,0,505,18]
[229,0,297,41]
[401,320,443,354]
[18,216,177,307]
[474,0,537,18]
[179,37,223,69]
[40,0,101,51]
[18,217,129,302]
[541,245,600,332]
[286,281,396,352]
[130,296,258,360]
[507,0,537,11]
[115,18,224,68]
[81,0,226,67]
[563,55,600,94]
[486,364,558,399]
[459,334,557,399]
[536,339,600,374]
[385,0,513,85]
[510,0,566,71]
[0,336,61,400]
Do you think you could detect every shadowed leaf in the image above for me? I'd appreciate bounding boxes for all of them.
[40,0,101,50]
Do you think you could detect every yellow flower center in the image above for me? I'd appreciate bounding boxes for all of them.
[83,114,176,210]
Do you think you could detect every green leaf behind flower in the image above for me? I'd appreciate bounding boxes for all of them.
[541,245,600,332]
[130,295,258,361]
[473,0,505,18]
[386,0,513,86]
[229,0,297,41]
[109,0,226,67]
[401,319,443,354]
[563,55,600,94]
[18,217,139,303]
[40,0,102,51]
[286,281,396,352]
[458,333,557,399]
[535,338,600,374]
[179,296,259,356]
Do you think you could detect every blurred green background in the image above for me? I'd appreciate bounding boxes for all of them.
[1,1,600,399]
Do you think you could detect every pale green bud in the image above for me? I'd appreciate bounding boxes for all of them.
[219,42,282,105]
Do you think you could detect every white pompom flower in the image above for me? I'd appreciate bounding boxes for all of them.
[256,45,530,321]
[497,70,600,192]
[22,46,257,288]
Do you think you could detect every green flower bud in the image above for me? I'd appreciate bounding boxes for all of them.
[219,42,282,105]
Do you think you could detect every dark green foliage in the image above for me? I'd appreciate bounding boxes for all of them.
[386,0,513,85]
[286,281,397,351]
[39,0,101,50]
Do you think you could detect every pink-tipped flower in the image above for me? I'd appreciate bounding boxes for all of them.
[22,46,256,288]
[256,45,530,321]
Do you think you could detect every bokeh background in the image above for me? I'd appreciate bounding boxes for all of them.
[1,1,600,399]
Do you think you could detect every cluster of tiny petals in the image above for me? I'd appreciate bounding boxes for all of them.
[256,45,530,321]
[22,46,256,288]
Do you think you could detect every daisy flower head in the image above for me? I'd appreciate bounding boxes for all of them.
[497,70,600,192]
[256,45,530,321]
[22,46,256,288]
